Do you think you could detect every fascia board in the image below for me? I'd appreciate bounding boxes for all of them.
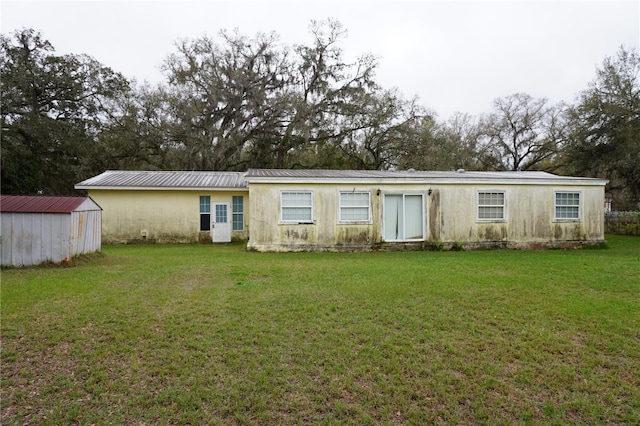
[245,177,609,186]
[75,185,249,191]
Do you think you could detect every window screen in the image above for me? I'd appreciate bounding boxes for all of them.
[281,191,313,222]
[478,191,505,220]
[339,192,370,222]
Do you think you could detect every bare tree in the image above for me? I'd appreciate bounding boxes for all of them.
[338,89,425,170]
[479,93,565,171]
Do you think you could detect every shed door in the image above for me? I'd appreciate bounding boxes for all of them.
[212,202,231,243]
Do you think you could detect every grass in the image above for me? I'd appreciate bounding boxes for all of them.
[2,235,639,425]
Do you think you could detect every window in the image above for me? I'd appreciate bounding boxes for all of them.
[383,194,424,241]
[232,196,244,231]
[281,191,313,222]
[555,191,580,220]
[215,203,227,223]
[339,191,371,222]
[199,196,211,231]
[477,191,505,221]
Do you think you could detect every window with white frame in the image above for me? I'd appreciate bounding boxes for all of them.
[477,191,505,221]
[281,191,313,222]
[232,196,244,231]
[339,191,371,222]
[199,196,211,231]
[555,191,581,220]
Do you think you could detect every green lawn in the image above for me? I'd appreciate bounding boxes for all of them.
[2,236,639,425]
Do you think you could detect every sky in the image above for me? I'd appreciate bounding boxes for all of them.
[1,0,639,119]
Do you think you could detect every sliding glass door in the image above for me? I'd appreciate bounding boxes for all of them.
[383,194,425,241]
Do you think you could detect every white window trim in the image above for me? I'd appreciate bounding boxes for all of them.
[476,190,507,222]
[554,190,582,221]
[338,190,372,224]
[382,192,426,242]
[232,195,244,231]
[199,195,211,232]
[279,190,315,224]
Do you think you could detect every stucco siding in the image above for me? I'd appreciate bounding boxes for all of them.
[89,189,249,243]
[582,186,606,239]
[248,181,605,251]
[248,183,429,251]
[435,184,605,247]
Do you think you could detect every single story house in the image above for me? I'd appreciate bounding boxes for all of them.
[1,195,102,266]
[245,169,607,251]
[75,170,249,244]
[76,169,607,251]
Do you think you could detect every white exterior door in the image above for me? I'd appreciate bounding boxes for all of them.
[212,202,231,243]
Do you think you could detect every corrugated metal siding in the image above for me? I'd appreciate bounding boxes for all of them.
[76,198,102,212]
[1,209,102,266]
[76,170,248,189]
[70,210,102,256]
[1,213,71,266]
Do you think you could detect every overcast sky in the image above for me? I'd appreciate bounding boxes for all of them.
[2,0,639,119]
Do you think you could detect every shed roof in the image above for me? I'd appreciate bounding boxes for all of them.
[75,170,248,190]
[245,169,608,185]
[0,195,101,213]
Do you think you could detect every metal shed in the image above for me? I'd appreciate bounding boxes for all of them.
[1,195,102,266]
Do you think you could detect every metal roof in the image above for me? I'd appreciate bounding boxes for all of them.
[0,195,100,213]
[75,170,248,190]
[246,169,559,179]
[74,169,608,190]
[245,169,607,184]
